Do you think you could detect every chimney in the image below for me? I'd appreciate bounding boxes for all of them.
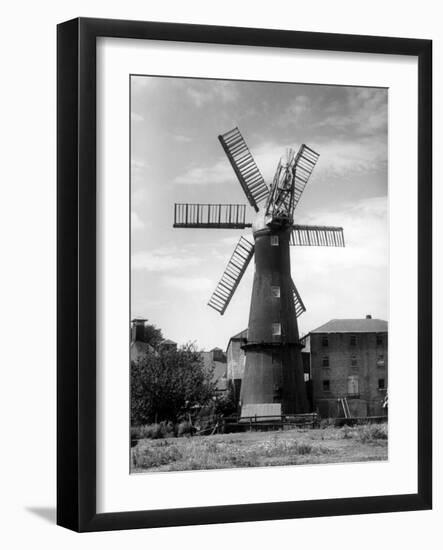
[131,318,147,342]
[366,314,372,319]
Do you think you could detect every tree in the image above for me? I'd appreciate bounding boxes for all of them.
[143,323,163,349]
[214,382,238,417]
[131,343,215,425]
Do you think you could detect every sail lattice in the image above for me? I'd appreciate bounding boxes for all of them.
[218,127,269,211]
[208,236,254,314]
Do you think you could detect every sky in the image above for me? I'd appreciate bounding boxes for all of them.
[131,76,388,350]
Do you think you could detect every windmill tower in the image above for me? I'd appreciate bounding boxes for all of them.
[174,127,345,419]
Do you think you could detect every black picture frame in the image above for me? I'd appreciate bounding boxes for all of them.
[57,17,432,532]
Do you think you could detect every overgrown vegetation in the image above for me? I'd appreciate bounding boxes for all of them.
[131,424,388,472]
[341,423,388,443]
[140,322,164,349]
[131,420,195,441]
[131,342,215,426]
[357,423,388,442]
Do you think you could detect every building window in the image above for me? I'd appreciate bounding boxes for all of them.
[347,375,359,396]
[322,355,329,367]
[377,354,385,367]
[272,323,281,336]
[271,285,280,298]
[322,380,330,392]
[350,334,357,346]
[273,384,282,401]
[321,335,328,347]
[378,378,385,390]
[351,355,357,367]
[270,235,279,246]
[376,334,383,346]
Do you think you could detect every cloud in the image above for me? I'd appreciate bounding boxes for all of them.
[252,136,386,184]
[316,88,387,137]
[131,159,147,170]
[132,186,147,206]
[187,88,211,108]
[292,196,389,331]
[173,134,192,143]
[174,129,386,191]
[131,211,145,230]
[131,76,156,92]
[174,158,233,186]
[217,235,245,247]
[185,81,239,108]
[210,235,249,262]
[162,275,213,292]
[293,196,388,276]
[131,112,144,122]
[131,158,149,190]
[132,249,201,272]
[174,140,287,187]
[279,95,311,126]
[312,137,387,178]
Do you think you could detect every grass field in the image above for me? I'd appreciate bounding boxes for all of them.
[131,423,388,473]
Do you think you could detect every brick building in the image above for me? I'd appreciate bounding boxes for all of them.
[304,315,388,418]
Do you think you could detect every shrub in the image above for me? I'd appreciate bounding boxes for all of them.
[132,445,182,469]
[159,420,175,438]
[296,443,313,455]
[131,343,215,425]
[130,423,163,440]
[319,418,335,429]
[342,425,354,439]
[177,420,193,437]
[358,423,388,443]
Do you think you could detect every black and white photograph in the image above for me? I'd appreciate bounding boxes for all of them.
[0,0,436,543]
[130,76,389,473]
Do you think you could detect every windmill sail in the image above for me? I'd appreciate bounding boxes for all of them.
[219,127,269,211]
[208,236,254,314]
[290,224,345,247]
[174,203,250,229]
[292,145,320,210]
[292,280,306,317]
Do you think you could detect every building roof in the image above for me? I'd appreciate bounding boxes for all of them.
[231,329,248,340]
[310,318,388,333]
[160,339,177,346]
[226,329,248,351]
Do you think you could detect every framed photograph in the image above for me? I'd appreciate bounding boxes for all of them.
[57,17,432,532]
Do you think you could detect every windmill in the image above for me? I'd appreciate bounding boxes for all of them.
[173,127,345,418]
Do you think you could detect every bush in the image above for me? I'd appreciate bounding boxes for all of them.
[342,425,354,439]
[358,423,388,443]
[159,420,175,438]
[319,418,335,429]
[177,420,193,437]
[130,423,165,440]
[131,343,215,425]
[132,444,182,469]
